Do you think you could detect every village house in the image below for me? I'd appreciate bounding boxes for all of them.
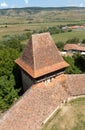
[62,25,85,31]
[63,43,85,56]
[0,32,85,130]
[68,25,85,30]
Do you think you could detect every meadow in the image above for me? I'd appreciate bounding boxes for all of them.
[52,30,85,43]
[0,19,78,40]
[0,19,85,44]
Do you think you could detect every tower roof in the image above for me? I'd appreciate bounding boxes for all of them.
[15,32,69,78]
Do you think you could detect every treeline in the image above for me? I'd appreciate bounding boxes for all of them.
[33,25,72,35]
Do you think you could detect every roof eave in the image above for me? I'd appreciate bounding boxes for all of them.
[15,58,69,78]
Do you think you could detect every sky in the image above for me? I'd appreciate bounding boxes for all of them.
[0,0,85,9]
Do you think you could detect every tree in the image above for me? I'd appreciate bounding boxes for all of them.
[74,53,85,72]
[64,56,81,74]
[81,39,85,44]
[0,47,21,111]
[56,41,65,50]
[0,75,19,110]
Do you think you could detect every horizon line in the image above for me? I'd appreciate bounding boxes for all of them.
[0,6,85,10]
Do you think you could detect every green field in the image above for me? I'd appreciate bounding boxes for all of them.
[1,22,85,44]
[52,30,85,43]
[0,21,81,40]
[41,97,85,130]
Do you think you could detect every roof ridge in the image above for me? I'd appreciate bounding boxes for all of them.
[32,35,36,77]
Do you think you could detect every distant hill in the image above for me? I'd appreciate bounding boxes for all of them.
[0,7,85,23]
[0,7,85,16]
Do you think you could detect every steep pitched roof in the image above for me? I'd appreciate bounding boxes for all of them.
[15,32,69,78]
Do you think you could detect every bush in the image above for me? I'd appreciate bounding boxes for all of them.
[68,29,72,32]
[81,39,85,44]
[73,53,85,72]
[56,41,65,50]
[0,35,25,51]
[64,56,81,74]
[66,37,79,44]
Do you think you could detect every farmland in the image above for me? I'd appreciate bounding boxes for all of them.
[0,7,85,42]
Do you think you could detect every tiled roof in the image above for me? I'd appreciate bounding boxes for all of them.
[0,74,85,130]
[15,32,69,78]
[64,44,85,51]
[0,74,68,130]
[66,74,85,96]
[68,25,85,29]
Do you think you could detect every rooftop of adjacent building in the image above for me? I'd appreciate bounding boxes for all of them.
[0,74,85,130]
[64,43,85,52]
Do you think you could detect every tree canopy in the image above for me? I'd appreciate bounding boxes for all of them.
[64,53,85,74]
[0,37,23,111]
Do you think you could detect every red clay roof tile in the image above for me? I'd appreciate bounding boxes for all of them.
[0,74,85,130]
[64,44,85,51]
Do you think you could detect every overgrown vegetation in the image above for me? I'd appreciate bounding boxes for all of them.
[0,48,20,110]
[66,37,79,44]
[64,54,85,74]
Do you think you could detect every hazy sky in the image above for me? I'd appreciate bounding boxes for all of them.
[0,0,85,8]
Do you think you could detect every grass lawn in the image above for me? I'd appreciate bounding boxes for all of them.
[41,97,85,130]
[52,30,85,43]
